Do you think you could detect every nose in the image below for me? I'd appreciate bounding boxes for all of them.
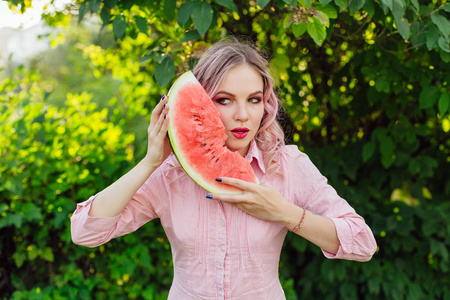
[234,102,249,122]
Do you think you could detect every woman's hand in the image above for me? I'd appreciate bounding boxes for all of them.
[88,95,171,218]
[208,177,340,254]
[144,94,171,170]
[207,177,293,224]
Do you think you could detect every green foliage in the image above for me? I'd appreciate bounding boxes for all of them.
[0,69,172,299]
[2,0,450,298]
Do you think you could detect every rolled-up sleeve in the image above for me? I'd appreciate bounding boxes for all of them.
[324,214,377,262]
[284,145,377,262]
[70,166,167,248]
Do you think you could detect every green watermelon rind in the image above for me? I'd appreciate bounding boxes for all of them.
[166,71,257,194]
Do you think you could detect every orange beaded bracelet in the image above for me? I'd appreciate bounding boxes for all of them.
[290,208,306,233]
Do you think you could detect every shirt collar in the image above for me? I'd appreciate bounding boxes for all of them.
[245,139,266,174]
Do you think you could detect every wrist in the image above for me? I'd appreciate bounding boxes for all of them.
[140,156,160,173]
[278,202,304,230]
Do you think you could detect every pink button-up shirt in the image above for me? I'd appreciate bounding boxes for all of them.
[71,142,377,299]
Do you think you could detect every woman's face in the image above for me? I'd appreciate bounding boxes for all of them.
[212,63,265,157]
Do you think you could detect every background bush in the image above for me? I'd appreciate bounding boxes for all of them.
[1,0,449,299]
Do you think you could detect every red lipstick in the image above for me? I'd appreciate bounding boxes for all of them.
[231,127,249,139]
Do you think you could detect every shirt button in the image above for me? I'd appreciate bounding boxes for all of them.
[220,246,225,252]
[221,221,225,227]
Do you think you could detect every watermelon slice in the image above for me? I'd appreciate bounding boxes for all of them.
[167,71,259,194]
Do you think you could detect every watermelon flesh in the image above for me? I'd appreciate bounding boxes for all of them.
[167,71,259,194]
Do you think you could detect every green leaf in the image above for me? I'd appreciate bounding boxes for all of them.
[13,252,26,268]
[90,0,101,13]
[104,0,118,9]
[438,36,450,53]
[298,0,312,7]
[381,153,395,168]
[441,51,450,63]
[192,1,213,36]
[180,30,201,42]
[307,17,327,46]
[284,13,294,28]
[411,0,419,12]
[22,203,42,222]
[380,0,392,10]
[349,0,365,14]
[431,13,450,38]
[178,2,196,27]
[408,159,420,174]
[214,0,238,12]
[140,52,157,63]
[271,54,291,70]
[362,141,375,162]
[317,5,338,19]
[392,0,405,21]
[257,0,271,9]
[375,78,390,93]
[292,22,307,37]
[135,16,148,34]
[155,53,166,64]
[139,249,152,268]
[155,57,175,87]
[363,0,375,17]
[319,0,332,4]
[0,214,24,228]
[380,136,395,157]
[335,0,348,12]
[438,92,449,116]
[78,1,88,23]
[100,7,110,25]
[112,15,127,39]
[392,0,405,9]
[441,3,450,12]
[41,247,55,262]
[419,86,440,109]
[395,18,410,41]
[315,11,330,27]
[283,0,297,5]
[426,26,440,50]
[163,0,176,20]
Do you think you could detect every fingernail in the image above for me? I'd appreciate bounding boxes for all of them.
[161,93,165,100]
[215,178,222,182]
[164,114,166,119]
[206,195,213,199]
[163,103,166,109]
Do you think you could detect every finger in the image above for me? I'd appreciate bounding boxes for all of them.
[157,110,170,138]
[215,177,258,192]
[150,94,167,127]
[151,106,169,138]
[206,193,245,204]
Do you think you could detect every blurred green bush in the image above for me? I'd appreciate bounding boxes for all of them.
[0,69,172,299]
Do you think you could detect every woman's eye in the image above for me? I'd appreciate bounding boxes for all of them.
[249,97,262,103]
[215,98,231,105]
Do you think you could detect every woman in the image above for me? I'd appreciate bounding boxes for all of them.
[71,39,377,299]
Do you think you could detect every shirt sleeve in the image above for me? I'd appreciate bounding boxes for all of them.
[284,146,377,262]
[70,166,168,248]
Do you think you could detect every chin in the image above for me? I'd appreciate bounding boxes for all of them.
[226,142,250,155]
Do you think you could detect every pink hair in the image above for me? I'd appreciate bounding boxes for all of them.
[193,38,285,175]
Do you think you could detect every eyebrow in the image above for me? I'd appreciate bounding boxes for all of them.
[214,90,263,97]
